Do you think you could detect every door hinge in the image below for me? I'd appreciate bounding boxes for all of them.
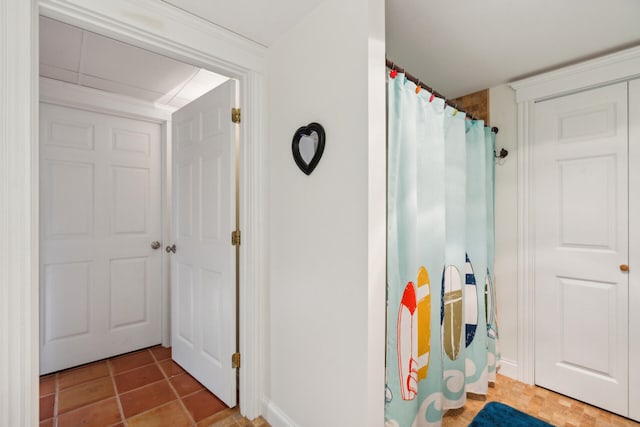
[231,108,241,124]
[231,230,241,246]
[232,352,241,369]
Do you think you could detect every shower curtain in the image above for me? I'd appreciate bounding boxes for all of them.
[385,72,499,427]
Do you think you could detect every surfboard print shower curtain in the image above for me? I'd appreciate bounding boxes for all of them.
[385,72,499,427]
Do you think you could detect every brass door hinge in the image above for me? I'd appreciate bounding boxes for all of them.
[231,108,241,124]
[231,230,241,246]
[232,352,241,369]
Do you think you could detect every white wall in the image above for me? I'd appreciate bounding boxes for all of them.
[266,0,385,425]
[490,84,519,377]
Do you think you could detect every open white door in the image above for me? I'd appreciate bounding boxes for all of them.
[170,79,238,407]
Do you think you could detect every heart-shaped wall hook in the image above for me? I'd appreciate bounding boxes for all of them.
[292,122,325,175]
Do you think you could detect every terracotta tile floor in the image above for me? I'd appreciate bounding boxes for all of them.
[39,346,270,427]
[443,374,640,427]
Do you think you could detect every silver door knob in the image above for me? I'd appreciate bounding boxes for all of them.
[166,244,176,254]
[151,241,161,250]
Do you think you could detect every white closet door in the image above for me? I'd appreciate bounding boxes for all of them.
[629,78,640,422]
[40,103,162,374]
[533,83,629,416]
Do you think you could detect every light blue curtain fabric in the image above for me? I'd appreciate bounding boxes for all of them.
[485,128,499,382]
[441,105,467,409]
[386,73,499,427]
[464,120,489,395]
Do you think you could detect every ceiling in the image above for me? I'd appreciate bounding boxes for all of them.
[164,0,640,98]
[39,16,228,109]
[387,0,640,97]
[160,0,326,47]
[41,1,640,102]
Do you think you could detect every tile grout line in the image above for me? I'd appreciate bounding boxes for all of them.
[121,348,183,423]
[110,347,187,424]
[53,372,59,427]
[110,358,157,376]
[151,347,198,426]
[54,363,118,419]
[107,356,128,427]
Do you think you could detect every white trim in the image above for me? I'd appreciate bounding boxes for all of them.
[511,45,640,103]
[238,70,267,419]
[497,358,519,380]
[515,100,535,384]
[39,76,174,348]
[511,47,640,387]
[0,0,39,425]
[162,120,173,348]
[12,0,268,421]
[264,399,300,427]
[366,0,387,423]
[40,77,172,123]
[628,78,640,423]
[38,0,267,74]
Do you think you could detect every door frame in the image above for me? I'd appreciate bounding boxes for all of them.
[511,46,640,384]
[3,0,267,421]
[39,76,173,348]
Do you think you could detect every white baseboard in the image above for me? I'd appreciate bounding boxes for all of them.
[497,358,519,380]
[263,399,299,427]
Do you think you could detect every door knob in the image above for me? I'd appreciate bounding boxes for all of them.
[151,241,161,250]
[165,244,176,254]
[620,264,629,272]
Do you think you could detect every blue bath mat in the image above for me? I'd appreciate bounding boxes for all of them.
[469,402,554,426]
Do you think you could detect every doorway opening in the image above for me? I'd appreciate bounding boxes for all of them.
[38,14,241,413]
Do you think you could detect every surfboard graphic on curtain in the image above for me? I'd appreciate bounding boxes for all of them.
[485,270,496,340]
[441,265,463,361]
[396,266,431,400]
[465,254,478,347]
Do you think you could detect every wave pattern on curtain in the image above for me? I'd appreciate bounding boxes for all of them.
[385,73,499,427]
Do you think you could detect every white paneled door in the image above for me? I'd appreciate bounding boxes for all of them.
[533,83,629,416]
[40,103,162,374]
[170,80,238,407]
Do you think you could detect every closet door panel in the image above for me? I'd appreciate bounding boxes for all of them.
[40,103,163,374]
[629,78,640,423]
[532,82,629,417]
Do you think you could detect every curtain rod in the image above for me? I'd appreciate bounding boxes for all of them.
[386,58,499,134]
